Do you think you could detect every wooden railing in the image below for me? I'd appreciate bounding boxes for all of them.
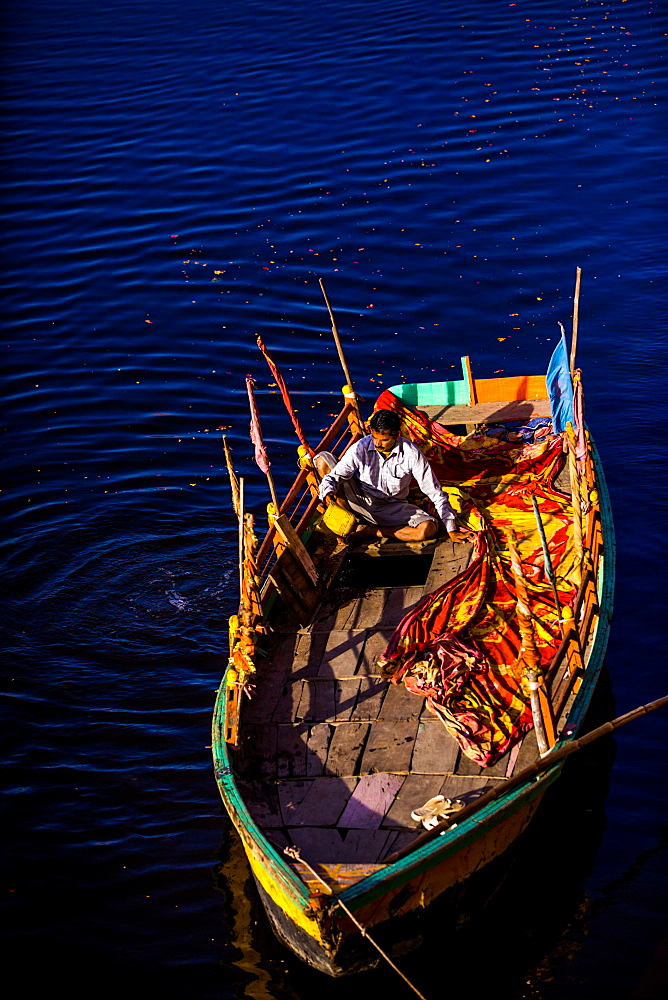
[254,400,362,618]
[225,398,362,744]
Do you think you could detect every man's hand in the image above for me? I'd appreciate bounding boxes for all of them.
[448,527,475,543]
[325,493,337,507]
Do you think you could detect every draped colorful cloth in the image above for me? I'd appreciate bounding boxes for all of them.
[375,390,578,766]
[256,335,313,454]
[546,330,575,434]
[246,376,271,474]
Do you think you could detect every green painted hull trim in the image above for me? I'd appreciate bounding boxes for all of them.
[212,676,310,904]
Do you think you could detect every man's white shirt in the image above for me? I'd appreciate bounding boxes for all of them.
[318,434,456,532]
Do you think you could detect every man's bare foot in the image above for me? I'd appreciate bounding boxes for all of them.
[377,520,439,542]
[351,523,379,540]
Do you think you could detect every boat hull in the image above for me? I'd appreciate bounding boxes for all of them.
[268,796,549,975]
[216,733,560,975]
[212,373,615,975]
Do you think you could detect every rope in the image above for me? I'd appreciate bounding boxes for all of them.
[284,846,428,1000]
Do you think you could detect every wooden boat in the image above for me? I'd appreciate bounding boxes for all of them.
[212,301,614,977]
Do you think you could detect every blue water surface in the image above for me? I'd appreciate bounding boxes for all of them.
[3,1,667,997]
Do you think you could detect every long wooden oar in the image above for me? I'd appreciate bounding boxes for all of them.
[385,694,668,864]
[319,277,364,427]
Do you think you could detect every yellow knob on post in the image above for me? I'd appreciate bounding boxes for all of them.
[297,444,311,470]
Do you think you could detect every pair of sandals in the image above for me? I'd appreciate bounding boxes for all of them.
[411,794,464,830]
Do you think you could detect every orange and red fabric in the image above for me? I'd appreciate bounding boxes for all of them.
[375,391,577,766]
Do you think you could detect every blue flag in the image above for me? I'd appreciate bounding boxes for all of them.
[546,331,574,434]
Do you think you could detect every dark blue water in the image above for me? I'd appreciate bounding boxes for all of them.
[3,1,667,997]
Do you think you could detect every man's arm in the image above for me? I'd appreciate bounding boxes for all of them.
[409,446,472,539]
[318,443,362,503]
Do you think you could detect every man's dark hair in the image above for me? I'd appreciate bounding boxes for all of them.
[369,409,401,436]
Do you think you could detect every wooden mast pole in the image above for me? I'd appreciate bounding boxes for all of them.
[238,476,245,599]
[565,423,584,587]
[570,266,582,373]
[319,277,364,427]
[264,463,280,513]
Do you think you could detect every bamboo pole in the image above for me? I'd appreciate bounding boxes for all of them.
[238,477,244,600]
[531,493,585,679]
[385,693,668,864]
[565,423,584,586]
[531,494,563,635]
[265,464,280,512]
[240,512,263,626]
[319,277,364,427]
[528,670,549,756]
[570,266,582,373]
[506,530,556,752]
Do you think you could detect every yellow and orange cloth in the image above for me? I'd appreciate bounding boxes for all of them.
[375,390,578,766]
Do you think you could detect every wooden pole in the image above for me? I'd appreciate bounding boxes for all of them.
[506,530,556,752]
[269,507,319,585]
[385,693,668,864]
[528,670,549,756]
[531,493,585,678]
[462,355,478,405]
[570,266,582,373]
[319,277,364,427]
[238,476,245,600]
[531,494,563,628]
[565,423,584,586]
[265,463,280,513]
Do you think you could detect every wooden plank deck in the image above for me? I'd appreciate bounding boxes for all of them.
[237,542,536,871]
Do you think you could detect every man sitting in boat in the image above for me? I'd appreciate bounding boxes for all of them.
[316,409,472,543]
